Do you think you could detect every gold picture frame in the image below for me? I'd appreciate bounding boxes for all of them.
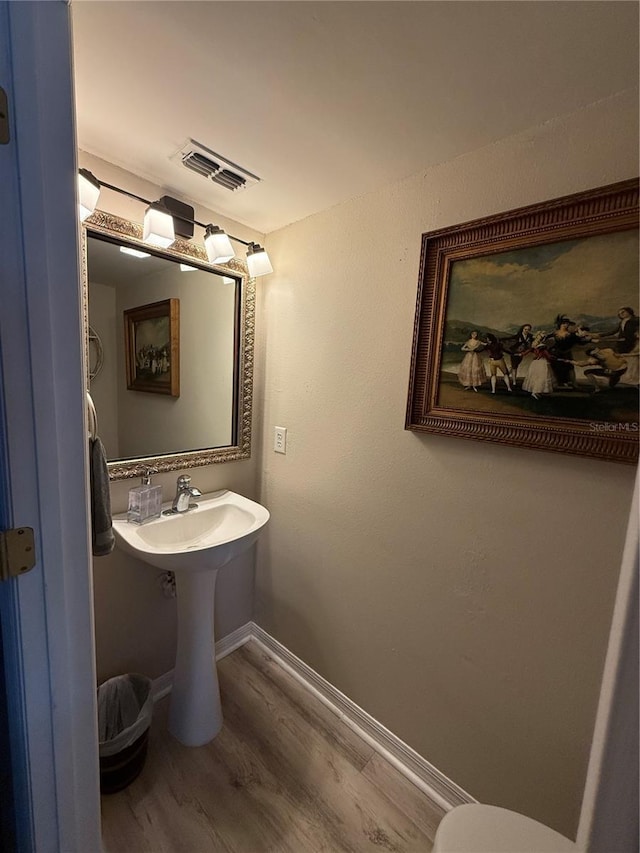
[124,298,180,397]
[406,179,639,464]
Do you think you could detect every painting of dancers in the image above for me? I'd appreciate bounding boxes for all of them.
[406,180,639,463]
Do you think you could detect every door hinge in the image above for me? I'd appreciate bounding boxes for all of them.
[0,87,9,145]
[0,528,36,581]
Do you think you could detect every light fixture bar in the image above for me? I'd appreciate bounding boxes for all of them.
[81,173,273,275]
[95,178,253,247]
[98,180,150,208]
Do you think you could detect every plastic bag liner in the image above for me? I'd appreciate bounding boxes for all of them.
[98,673,153,758]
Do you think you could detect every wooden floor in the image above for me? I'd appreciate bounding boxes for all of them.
[101,641,444,852]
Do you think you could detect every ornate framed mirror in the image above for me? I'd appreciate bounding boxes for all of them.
[81,211,255,480]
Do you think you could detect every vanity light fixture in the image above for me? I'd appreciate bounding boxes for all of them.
[78,168,101,222]
[204,225,235,264]
[143,201,176,249]
[120,246,151,258]
[78,170,275,276]
[246,242,274,277]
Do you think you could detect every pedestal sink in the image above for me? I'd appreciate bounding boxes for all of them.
[112,489,269,747]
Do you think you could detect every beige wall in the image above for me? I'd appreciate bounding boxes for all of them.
[80,153,264,682]
[254,89,639,839]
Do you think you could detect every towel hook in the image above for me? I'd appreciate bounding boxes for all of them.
[87,390,98,441]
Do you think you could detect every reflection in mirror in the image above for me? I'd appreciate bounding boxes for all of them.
[82,211,255,480]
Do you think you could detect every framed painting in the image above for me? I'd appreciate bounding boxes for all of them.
[406,180,639,463]
[124,298,180,397]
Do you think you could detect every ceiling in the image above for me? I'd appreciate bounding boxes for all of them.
[71,1,638,235]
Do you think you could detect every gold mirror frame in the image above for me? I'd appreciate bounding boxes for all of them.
[81,210,255,480]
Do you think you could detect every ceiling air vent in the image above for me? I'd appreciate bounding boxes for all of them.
[174,140,261,192]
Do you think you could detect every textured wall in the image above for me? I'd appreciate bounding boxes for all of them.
[254,90,639,838]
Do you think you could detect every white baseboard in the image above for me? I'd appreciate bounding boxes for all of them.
[215,621,254,660]
[151,620,474,812]
[151,669,174,703]
[249,623,475,812]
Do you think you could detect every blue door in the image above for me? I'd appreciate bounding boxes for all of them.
[0,2,101,850]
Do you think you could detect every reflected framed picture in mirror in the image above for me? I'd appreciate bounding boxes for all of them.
[124,298,180,397]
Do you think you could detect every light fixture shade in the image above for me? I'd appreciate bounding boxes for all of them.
[77,169,100,222]
[246,242,273,277]
[204,225,234,264]
[143,202,175,248]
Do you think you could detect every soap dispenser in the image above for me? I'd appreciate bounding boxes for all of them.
[127,469,162,524]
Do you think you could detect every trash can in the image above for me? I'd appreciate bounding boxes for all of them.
[97,673,153,794]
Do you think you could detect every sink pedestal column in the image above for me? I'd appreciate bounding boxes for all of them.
[168,569,222,747]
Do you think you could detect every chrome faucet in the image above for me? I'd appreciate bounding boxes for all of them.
[171,475,202,513]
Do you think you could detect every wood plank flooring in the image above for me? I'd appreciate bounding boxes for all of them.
[101,641,444,852]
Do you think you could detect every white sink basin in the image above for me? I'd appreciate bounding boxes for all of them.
[112,488,269,747]
[113,489,270,572]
